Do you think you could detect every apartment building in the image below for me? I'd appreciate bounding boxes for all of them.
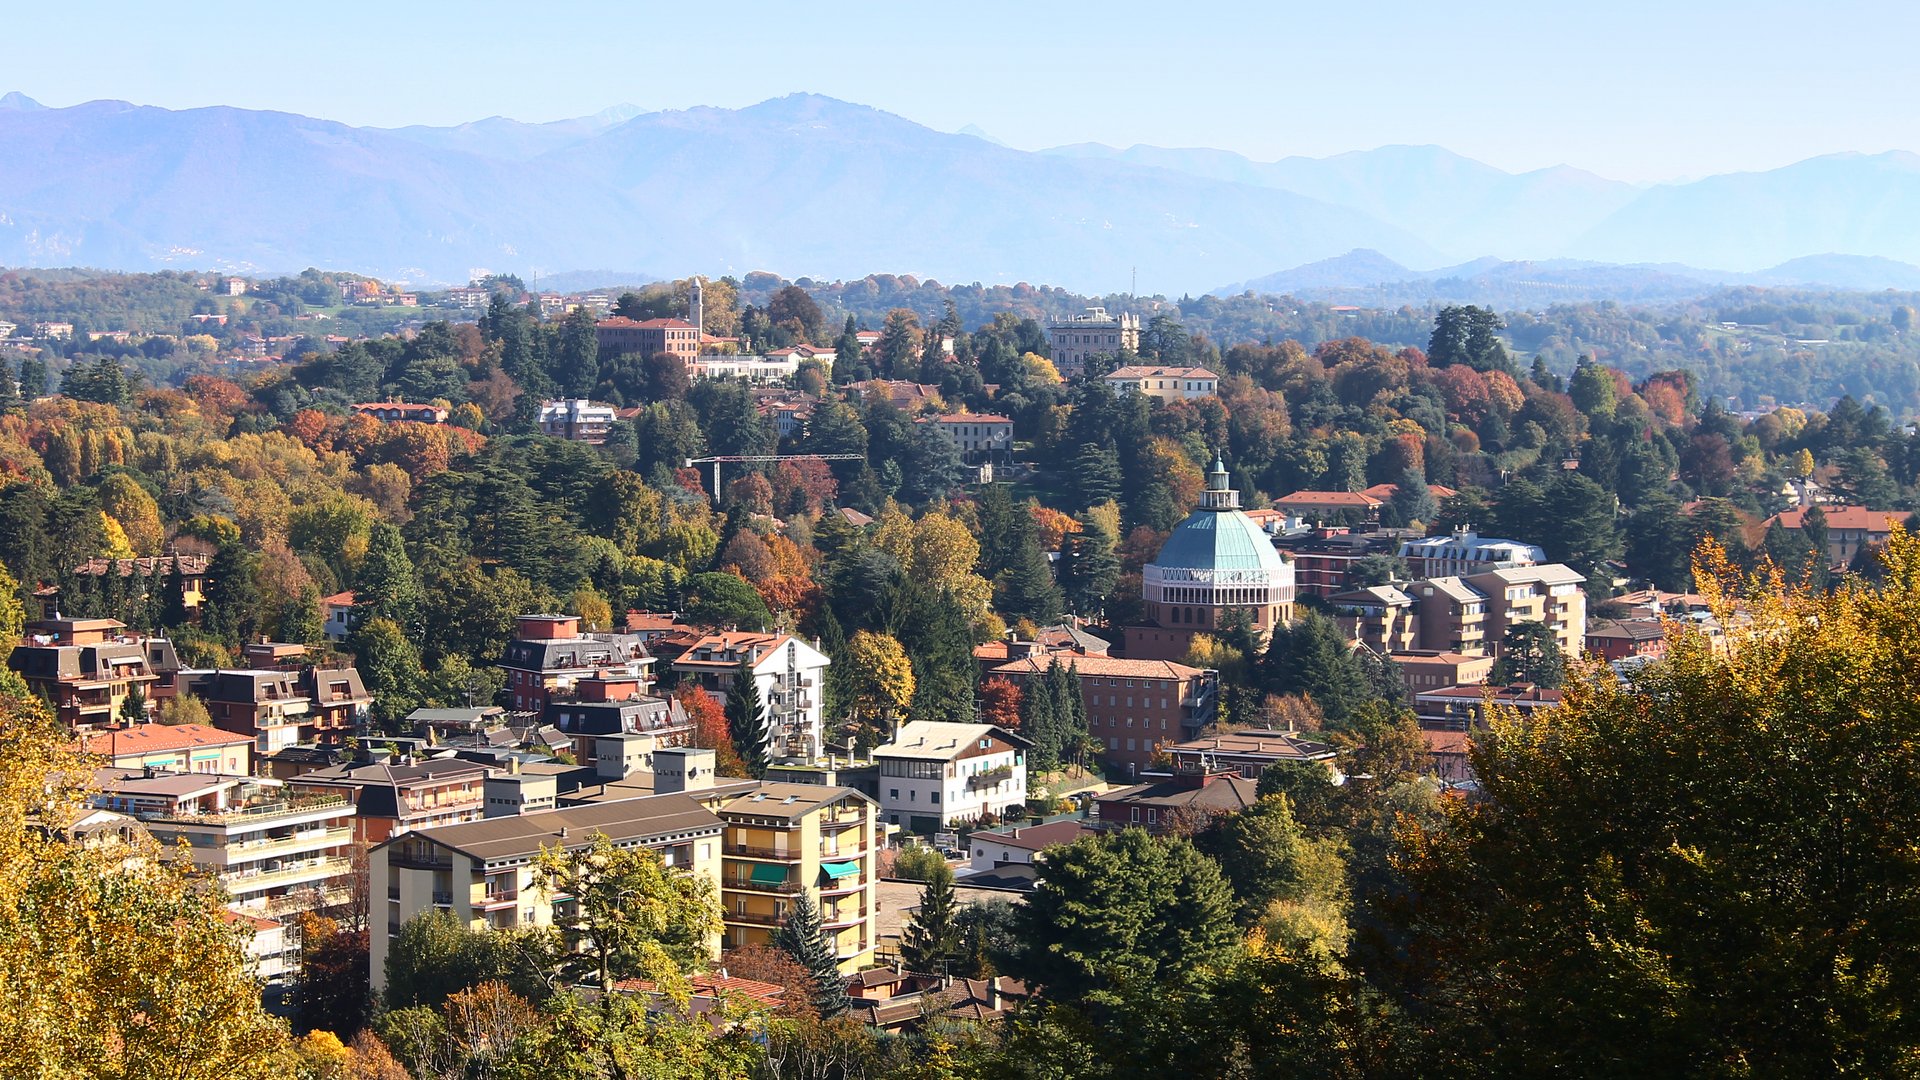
[92,769,358,920]
[542,671,693,778]
[989,654,1218,778]
[1047,307,1139,375]
[497,614,657,712]
[1398,528,1544,580]
[872,721,1028,834]
[1272,527,1406,598]
[1475,563,1588,660]
[594,317,701,362]
[537,398,619,443]
[1764,505,1903,566]
[291,756,493,843]
[1392,650,1496,694]
[1327,585,1419,655]
[185,669,313,755]
[1411,577,1493,656]
[80,722,253,774]
[712,782,879,972]
[8,617,168,729]
[369,792,724,994]
[1102,365,1218,401]
[671,632,830,762]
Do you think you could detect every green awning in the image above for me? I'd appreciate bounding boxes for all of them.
[749,864,788,885]
[820,860,860,880]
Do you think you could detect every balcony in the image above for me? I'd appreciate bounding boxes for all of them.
[432,890,455,907]
[724,877,801,894]
[479,888,519,911]
[224,856,354,895]
[822,909,865,930]
[140,793,350,827]
[967,765,1014,791]
[725,910,786,927]
[228,826,352,857]
[727,842,801,861]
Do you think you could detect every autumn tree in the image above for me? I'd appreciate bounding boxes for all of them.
[0,687,291,1076]
[677,686,747,777]
[979,677,1023,731]
[843,630,914,734]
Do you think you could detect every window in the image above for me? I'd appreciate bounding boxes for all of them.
[889,788,898,800]
[931,792,940,804]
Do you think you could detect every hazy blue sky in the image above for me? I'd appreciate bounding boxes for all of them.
[10,0,1918,182]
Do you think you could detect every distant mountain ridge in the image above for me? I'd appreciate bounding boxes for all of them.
[2,91,1920,292]
[1215,249,1920,306]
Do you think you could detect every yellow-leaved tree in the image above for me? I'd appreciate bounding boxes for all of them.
[844,630,915,735]
[0,686,291,1076]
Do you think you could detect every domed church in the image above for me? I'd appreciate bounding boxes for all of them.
[1123,458,1297,661]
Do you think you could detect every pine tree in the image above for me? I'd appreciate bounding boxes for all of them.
[202,541,261,647]
[279,584,324,645]
[775,889,850,1017]
[900,860,960,973]
[999,507,1064,625]
[1064,520,1121,619]
[159,561,189,629]
[1022,669,1060,772]
[725,655,770,777]
[1070,441,1123,510]
[353,523,422,635]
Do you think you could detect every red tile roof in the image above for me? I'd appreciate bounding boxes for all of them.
[1275,491,1384,509]
[613,974,786,1007]
[989,655,1203,681]
[1768,506,1905,532]
[81,723,252,757]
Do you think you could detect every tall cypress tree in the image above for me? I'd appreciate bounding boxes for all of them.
[725,655,770,777]
[1022,667,1060,772]
[354,523,422,636]
[900,860,960,973]
[775,890,850,1017]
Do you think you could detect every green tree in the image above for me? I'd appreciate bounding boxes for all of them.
[724,655,770,778]
[279,583,324,645]
[1008,828,1237,1005]
[531,832,720,1006]
[1062,517,1121,619]
[1489,620,1566,687]
[0,561,22,669]
[775,889,851,1018]
[118,685,147,724]
[1262,612,1373,725]
[1070,441,1123,510]
[997,506,1063,625]
[683,571,772,631]
[1395,536,1920,1076]
[350,616,425,727]
[353,523,422,636]
[899,859,961,974]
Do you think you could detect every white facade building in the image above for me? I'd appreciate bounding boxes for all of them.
[1398,528,1545,580]
[671,632,831,761]
[873,721,1030,835]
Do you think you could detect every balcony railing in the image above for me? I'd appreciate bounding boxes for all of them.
[724,878,801,894]
[139,793,349,826]
[822,908,866,930]
[727,843,800,860]
[725,910,786,926]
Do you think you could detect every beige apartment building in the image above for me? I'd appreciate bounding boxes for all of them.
[711,782,879,973]
[369,793,725,994]
[1407,564,1586,660]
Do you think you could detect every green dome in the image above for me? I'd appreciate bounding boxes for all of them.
[1151,508,1292,581]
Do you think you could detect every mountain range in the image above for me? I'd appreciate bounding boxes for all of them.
[4,90,1920,295]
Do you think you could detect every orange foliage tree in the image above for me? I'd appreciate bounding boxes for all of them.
[677,686,748,777]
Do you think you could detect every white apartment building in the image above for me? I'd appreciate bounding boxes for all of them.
[671,632,831,761]
[91,770,358,920]
[1398,528,1545,580]
[873,721,1029,835]
[1048,307,1140,375]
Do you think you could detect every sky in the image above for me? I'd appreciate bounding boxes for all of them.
[8,0,1920,183]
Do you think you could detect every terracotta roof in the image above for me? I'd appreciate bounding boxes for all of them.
[1359,482,1460,501]
[989,655,1204,681]
[1587,619,1666,642]
[81,723,252,757]
[1421,730,1472,755]
[1104,365,1218,380]
[1768,506,1904,532]
[1274,491,1384,509]
[321,590,355,607]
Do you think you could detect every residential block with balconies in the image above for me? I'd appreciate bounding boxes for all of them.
[709,782,880,973]
[9,617,167,729]
[671,632,830,762]
[91,769,358,921]
[496,613,658,712]
[873,721,1029,834]
[368,792,725,995]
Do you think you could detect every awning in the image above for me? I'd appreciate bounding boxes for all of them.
[749,864,788,886]
[821,861,860,880]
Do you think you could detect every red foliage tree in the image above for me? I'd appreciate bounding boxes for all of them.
[979,677,1023,731]
[677,686,748,777]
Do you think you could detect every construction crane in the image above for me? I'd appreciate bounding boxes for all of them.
[684,454,863,502]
